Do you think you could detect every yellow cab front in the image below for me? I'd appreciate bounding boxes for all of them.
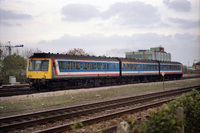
[26,58,52,80]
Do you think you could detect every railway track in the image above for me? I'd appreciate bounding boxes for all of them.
[1,85,199,133]
[0,76,199,97]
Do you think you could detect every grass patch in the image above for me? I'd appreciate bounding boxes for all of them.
[0,78,199,117]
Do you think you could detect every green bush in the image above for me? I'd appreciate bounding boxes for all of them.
[130,89,200,133]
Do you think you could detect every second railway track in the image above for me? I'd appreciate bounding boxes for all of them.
[0,76,199,97]
[0,85,199,133]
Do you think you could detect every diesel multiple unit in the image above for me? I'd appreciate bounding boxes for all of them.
[26,53,183,90]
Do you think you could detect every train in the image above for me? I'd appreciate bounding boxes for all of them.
[26,53,183,90]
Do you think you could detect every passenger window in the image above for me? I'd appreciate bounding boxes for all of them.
[136,65,139,70]
[123,64,126,70]
[101,63,103,70]
[104,63,106,70]
[107,64,109,70]
[80,63,83,70]
[68,62,72,70]
[90,63,93,70]
[83,63,87,70]
[94,63,96,70]
[155,65,158,70]
[97,63,100,70]
[73,62,75,70]
[59,62,64,70]
[76,62,80,70]
[127,64,130,70]
[65,62,67,70]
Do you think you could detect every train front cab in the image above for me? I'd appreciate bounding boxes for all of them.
[26,58,52,90]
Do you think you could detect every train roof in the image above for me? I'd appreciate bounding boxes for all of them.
[29,53,182,64]
[29,53,119,62]
[120,58,181,64]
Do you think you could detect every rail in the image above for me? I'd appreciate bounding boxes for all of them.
[0,85,199,132]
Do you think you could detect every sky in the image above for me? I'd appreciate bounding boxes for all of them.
[0,0,199,65]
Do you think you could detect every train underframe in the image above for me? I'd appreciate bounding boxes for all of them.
[28,74,183,91]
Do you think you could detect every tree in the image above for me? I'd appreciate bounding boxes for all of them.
[2,54,27,83]
[183,65,188,74]
[22,48,42,59]
[66,48,89,56]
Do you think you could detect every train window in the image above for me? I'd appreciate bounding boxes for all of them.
[29,60,49,71]
[103,63,105,70]
[97,63,100,70]
[150,65,152,70]
[59,62,64,70]
[68,62,72,70]
[142,64,144,70]
[76,62,80,70]
[155,65,158,70]
[133,64,135,70]
[94,63,97,70]
[28,60,34,71]
[151,65,153,70]
[133,64,136,70]
[122,64,124,70]
[161,66,164,70]
[90,63,93,70]
[144,65,148,70]
[83,63,87,70]
[129,64,133,70]
[73,62,75,70]
[88,63,90,70]
[165,65,167,70]
[147,65,150,70]
[80,63,82,70]
[107,63,109,70]
[153,65,155,70]
[114,63,116,70]
[126,64,129,70]
[65,62,67,70]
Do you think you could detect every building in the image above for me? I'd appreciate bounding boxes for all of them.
[192,62,200,70]
[125,47,171,61]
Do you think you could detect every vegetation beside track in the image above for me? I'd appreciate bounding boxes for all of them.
[0,78,200,117]
[127,89,200,133]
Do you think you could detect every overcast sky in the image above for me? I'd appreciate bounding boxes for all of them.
[0,0,199,65]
